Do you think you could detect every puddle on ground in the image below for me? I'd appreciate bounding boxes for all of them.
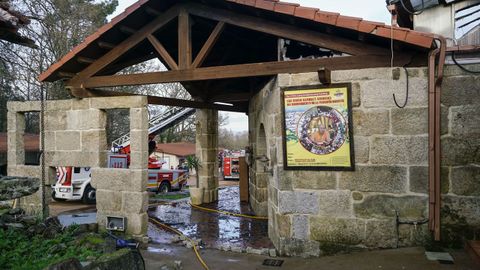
[58,212,97,227]
[148,186,273,250]
[146,246,174,255]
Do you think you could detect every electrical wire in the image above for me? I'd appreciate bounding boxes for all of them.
[451,51,480,74]
[399,0,425,15]
[389,13,412,109]
[149,217,210,270]
[40,82,47,219]
[393,67,410,108]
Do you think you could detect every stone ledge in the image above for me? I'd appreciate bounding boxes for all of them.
[90,96,148,109]
[7,101,41,112]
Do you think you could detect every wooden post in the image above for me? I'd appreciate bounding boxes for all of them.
[239,157,249,202]
[178,9,192,69]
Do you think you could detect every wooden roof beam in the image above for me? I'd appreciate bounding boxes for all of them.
[186,2,390,56]
[58,71,76,79]
[68,88,246,113]
[119,25,137,35]
[74,54,412,88]
[147,34,179,70]
[145,6,161,17]
[192,21,225,68]
[77,56,95,64]
[209,92,252,102]
[98,41,116,50]
[68,5,182,86]
[178,9,192,69]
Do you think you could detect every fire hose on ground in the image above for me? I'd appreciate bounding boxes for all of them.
[147,201,269,270]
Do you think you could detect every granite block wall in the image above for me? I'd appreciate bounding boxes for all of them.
[248,64,480,256]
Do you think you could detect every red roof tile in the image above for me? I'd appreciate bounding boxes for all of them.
[294,6,319,20]
[315,11,340,25]
[156,142,195,157]
[273,2,299,15]
[358,20,384,34]
[336,15,363,31]
[39,0,436,82]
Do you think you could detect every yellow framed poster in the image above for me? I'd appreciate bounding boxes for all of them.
[282,84,355,171]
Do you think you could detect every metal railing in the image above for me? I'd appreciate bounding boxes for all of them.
[111,107,196,150]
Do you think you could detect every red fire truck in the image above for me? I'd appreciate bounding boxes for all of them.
[223,156,239,180]
[51,154,189,204]
[223,151,243,180]
[51,107,195,204]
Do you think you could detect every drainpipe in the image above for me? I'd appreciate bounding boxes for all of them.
[427,35,446,241]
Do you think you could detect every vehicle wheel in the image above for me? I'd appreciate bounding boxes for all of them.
[158,182,170,194]
[51,191,67,202]
[82,185,96,204]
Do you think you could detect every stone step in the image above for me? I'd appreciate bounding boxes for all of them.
[465,240,480,267]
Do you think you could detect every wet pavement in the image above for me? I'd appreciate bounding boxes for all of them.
[142,245,477,270]
[57,212,97,227]
[148,186,273,250]
[49,200,96,216]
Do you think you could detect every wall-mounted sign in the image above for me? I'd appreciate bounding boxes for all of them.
[282,84,354,171]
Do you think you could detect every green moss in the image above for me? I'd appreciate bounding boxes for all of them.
[0,225,104,270]
[439,205,473,249]
[79,234,105,245]
[320,242,363,256]
[152,193,189,200]
[96,248,130,262]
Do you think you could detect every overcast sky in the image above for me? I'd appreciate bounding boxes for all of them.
[110,0,392,132]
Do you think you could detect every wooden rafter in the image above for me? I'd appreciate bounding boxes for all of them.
[192,21,225,68]
[186,3,390,56]
[147,34,179,70]
[98,41,116,49]
[209,92,252,102]
[68,5,181,88]
[74,54,411,88]
[68,88,247,113]
[77,56,95,64]
[119,25,137,35]
[178,9,192,69]
[99,53,156,76]
[64,2,411,98]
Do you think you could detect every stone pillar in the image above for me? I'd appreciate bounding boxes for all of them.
[7,111,25,167]
[92,106,148,236]
[195,109,219,203]
[126,107,149,236]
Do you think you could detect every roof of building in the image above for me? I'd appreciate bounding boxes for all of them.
[0,2,36,47]
[156,142,195,157]
[0,133,39,153]
[39,0,437,82]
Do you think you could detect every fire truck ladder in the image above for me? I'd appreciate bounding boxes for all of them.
[111,107,196,150]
